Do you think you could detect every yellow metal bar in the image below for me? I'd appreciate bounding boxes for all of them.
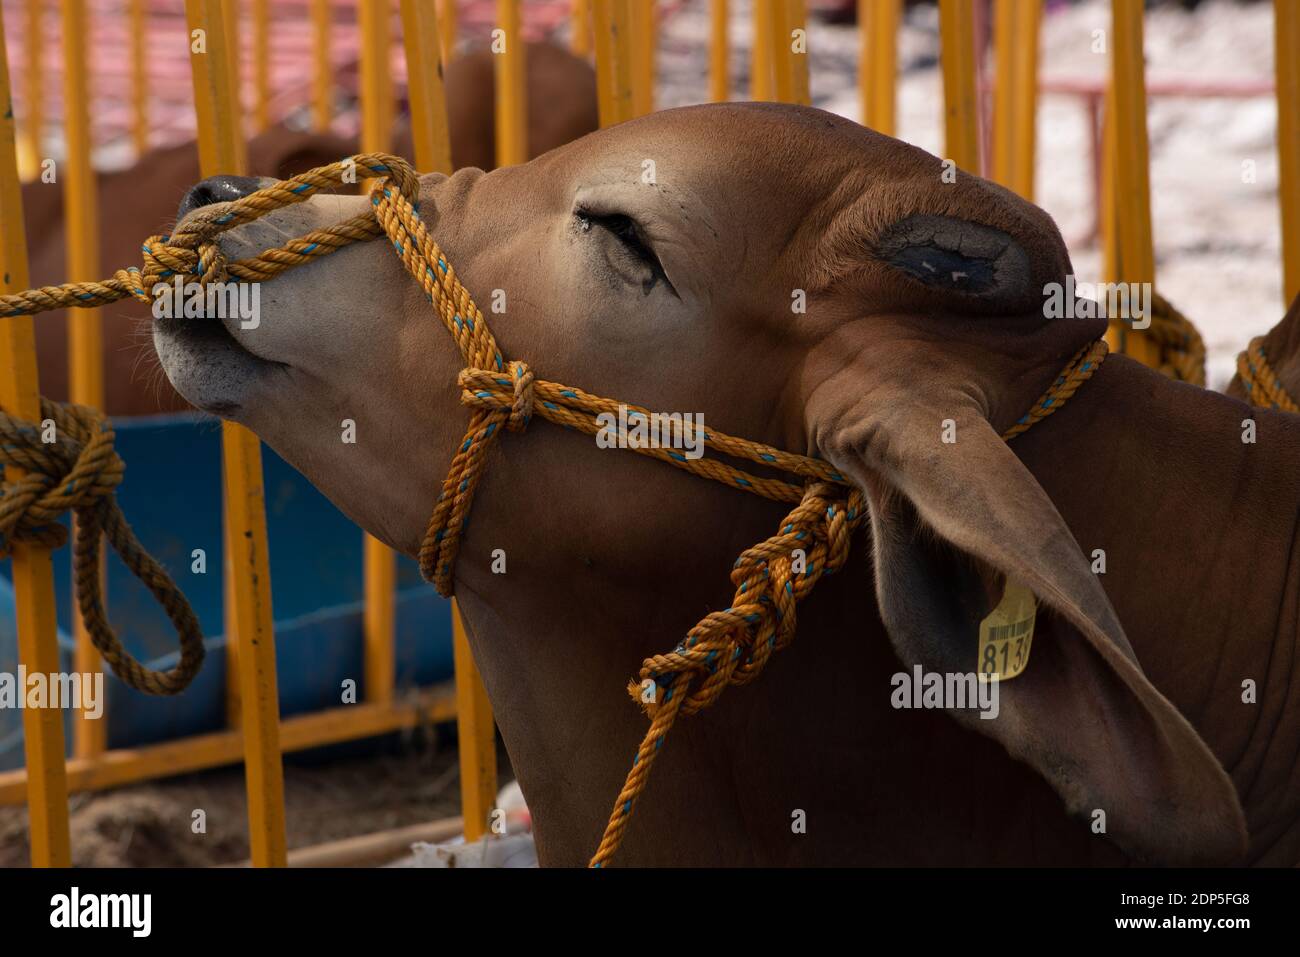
[130,0,149,155]
[751,0,772,100]
[1100,84,1119,291]
[1010,0,1041,200]
[62,0,100,411]
[402,0,454,175]
[593,0,634,127]
[0,687,459,804]
[360,0,393,155]
[219,0,246,731]
[1277,0,1300,304]
[769,0,793,103]
[787,0,809,107]
[992,0,1040,200]
[1104,0,1159,366]
[572,0,591,57]
[399,0,499,842]
[859,0,900,135]
[18,0,41,177]
[223,491,241,727]
[312,0,332,130]
[991,0,1015,188]
[452,602,497,840]
[1107,0,1159,366]
[362,539,395,705]
[938,0,979,172]
[0,8,73,868]
[709,0,727,103]
[186,0,286,868]
[63,0,109,761]
[189,1,248,173]
[437,0,457,63]
[222,0,242,138]
[495,0,527,165]
[631,0,655,117]
[253,0,270,132]
[358,0,398,708]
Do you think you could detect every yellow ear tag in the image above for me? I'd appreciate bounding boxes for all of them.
[977,581,1036,681]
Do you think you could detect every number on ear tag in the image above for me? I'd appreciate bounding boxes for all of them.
[977,581,1036,681]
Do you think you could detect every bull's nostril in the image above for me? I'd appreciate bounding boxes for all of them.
[178,175,264,219]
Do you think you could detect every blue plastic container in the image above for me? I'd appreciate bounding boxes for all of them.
[0,413,455,771]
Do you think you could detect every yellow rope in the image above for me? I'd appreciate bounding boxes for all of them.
[1235,336,1300,414]
[0,153,411,318]
[0,152,1108,864]
[0,400,205,694]
[1133,291,1206,387]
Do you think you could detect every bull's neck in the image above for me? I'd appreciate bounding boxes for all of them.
[1010,354,1300,861]
[445,355,1300,864]
[447,421,884,865]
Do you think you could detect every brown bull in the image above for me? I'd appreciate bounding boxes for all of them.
[152,103,1300,866]
[25,42,597,415]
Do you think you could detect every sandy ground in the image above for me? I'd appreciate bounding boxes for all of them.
[0,731,512,867]
[658,0,1287,387]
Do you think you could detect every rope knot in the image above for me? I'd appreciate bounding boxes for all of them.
[458,361,535,432]
[626,480,864,719]
[0,399,205,695]
[0,402,124,557]
[506,361,535,431]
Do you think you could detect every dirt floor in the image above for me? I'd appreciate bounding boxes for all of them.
[0,730,512,867]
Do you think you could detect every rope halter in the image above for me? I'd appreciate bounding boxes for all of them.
[0,155,418,698]
[0,152,1110,864]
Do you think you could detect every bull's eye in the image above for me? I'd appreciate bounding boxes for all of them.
[575,208,676,297]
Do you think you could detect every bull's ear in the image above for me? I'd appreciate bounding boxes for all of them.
[808,344,1247,865]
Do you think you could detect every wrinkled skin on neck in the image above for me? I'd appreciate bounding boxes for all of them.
[155,103,1300,865]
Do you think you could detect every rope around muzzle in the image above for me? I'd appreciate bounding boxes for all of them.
[0,154,414,695]
[0,153,415,318]
[1,151,1109,863]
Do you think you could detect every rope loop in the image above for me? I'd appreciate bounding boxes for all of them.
[1108,291,1205,387]
[0,400,205,695]
[1148,291,1207,386]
